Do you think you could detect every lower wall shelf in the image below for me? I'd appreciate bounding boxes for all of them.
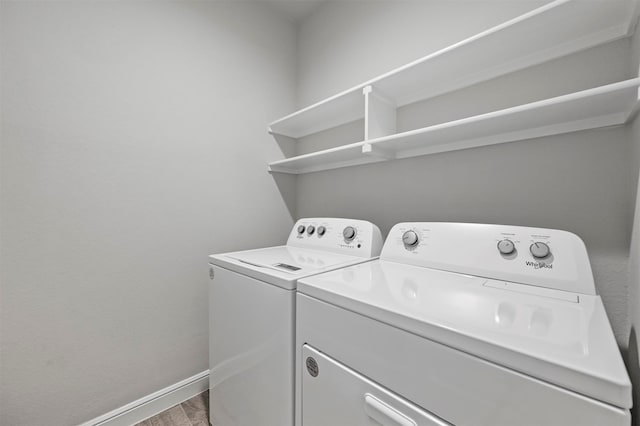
[268,78,640,175]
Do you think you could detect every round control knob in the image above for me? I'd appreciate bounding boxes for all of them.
[343,226,357,242]
[497,239,515,255]
[307,225,315,235]
[297,225,305,234]
[317,226,326,236]
[530,242,550,259]
[402,230,419,247]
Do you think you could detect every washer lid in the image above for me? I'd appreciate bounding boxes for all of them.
[209,246,373,290]
[297,260,632,409]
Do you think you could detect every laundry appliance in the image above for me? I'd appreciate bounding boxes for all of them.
[208,218,383,426]
[296,222,631,426]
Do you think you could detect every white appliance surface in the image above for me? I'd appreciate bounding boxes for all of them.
[301,344,449,426]
[297,292,629,426]
[211,245,367,290]
[209,218,382,426]
[296,222,631,426]
[210,265,294,426]
[210,217,383,290]
[298,260,629,408]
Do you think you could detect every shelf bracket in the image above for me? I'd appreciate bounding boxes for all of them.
[362,143,395,160]
[363,85,397,141]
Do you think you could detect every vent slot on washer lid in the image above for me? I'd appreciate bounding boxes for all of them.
[484,280,579,303]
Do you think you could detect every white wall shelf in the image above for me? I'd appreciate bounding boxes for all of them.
[268,89,364,139]
[268,0,638,140]
[268,79,640,174]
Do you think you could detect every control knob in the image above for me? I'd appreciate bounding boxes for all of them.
[497,239,515,255]
[343,226,357,242]
[402,230,419,248]
[297,225,305,234]
[530,242,550,259]
[317,226,326,236]
[307,225,315,235]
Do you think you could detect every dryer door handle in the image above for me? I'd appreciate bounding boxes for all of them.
[364,394,417,426]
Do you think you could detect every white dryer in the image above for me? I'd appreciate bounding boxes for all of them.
[296,222,632,426]
[208,218,382,426]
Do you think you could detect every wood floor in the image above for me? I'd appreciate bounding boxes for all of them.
[134,391,209,426]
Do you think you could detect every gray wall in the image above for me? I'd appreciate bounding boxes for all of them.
[627,117,640,425]
[626,18,640,425]
[295,1,635,346]
[0,2,296,424]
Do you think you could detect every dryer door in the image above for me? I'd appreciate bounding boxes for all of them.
[301,345,450,426]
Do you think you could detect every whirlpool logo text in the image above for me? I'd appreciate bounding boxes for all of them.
[525,261,553,270]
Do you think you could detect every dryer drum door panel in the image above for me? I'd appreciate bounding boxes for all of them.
[302,345,449,426]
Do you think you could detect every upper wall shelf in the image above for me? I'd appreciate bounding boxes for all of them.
[268,79,640,174]
[268,0,638,139]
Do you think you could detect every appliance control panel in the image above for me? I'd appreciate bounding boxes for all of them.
[287,218,383,258]
[381,222,595,295]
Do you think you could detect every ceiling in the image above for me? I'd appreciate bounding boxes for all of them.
[263,0,326,24]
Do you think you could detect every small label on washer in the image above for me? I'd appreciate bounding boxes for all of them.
[274,263,301,271]
[306,357,318,377]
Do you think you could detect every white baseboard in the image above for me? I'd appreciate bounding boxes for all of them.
[80,370,209,426]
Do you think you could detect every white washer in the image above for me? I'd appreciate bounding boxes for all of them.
[208,218,382,426]
[296,222,632,426]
